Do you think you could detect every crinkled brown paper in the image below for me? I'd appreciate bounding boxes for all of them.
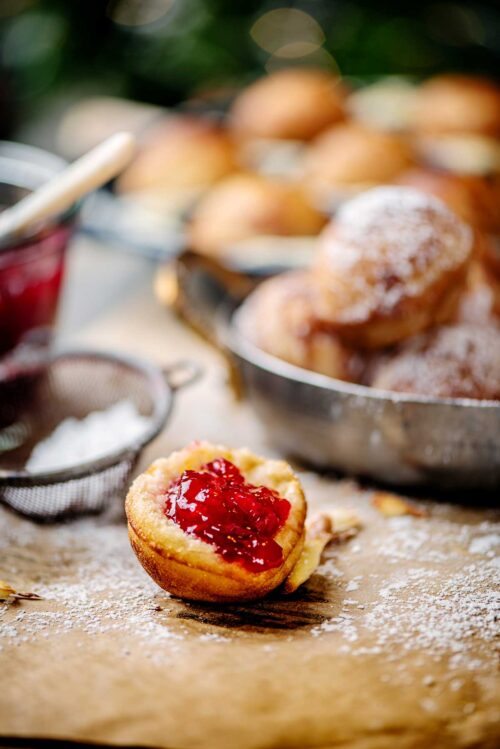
[1,288,499,749]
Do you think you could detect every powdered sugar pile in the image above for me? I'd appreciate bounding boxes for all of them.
[26,399,150,472]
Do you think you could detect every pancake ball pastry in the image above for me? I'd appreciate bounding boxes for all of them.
[188,172,325,259]
[314,187,474,349]
[116,115,238,197]
[126,442,307,602]
[414,131,500,177]
[371,323,500,400]
[229,67,347,143]
[303,123,413,208]
[454,228,500,323]
[412,75,500,137]
[456,261,499,325]
[479,234,500,317]
[396,169,500,236]
[237,270,364,381]
[412,75,500,175]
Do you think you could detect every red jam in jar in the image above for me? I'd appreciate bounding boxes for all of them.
[164,458,291,572]
[0,225,69,358]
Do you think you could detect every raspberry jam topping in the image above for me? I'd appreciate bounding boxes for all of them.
[164,458,291,572]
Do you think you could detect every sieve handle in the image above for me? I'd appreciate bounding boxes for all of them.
[163,360,202,391]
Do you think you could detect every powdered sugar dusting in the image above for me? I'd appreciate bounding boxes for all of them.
[335,186,464,237]
[311,508,500,670]
[469,533,500,555]
[319,186,472,323]
[0,519,188,655]
[372,323,500,400]
[1,496,498,677]
[365,562,499,658]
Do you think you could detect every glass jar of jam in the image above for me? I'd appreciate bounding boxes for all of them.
[0,142,77,382]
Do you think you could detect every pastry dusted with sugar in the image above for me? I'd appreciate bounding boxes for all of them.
[126,442,307,602]
[479,234,500,317]
[371,323,500,400]
[238,270,364,381]
[412,76,500,176]
[396,169,500,236]
[456,261,498,325]
[314,187,474,348]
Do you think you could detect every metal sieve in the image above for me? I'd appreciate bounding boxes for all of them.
[0,350,200,520]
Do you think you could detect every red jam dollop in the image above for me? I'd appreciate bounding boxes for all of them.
[164,458,291,572]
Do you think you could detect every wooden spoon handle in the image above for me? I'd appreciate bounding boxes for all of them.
[0,131,135,243]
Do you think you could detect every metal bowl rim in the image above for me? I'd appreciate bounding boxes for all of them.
[228,312,500,411]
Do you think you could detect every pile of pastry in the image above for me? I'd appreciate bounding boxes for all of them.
[238,185,500,401]
[118,67,499,401]
[117,68,500,262]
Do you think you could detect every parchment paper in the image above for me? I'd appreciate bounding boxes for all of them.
[1,282,499,749]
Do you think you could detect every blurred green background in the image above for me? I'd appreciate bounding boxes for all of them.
[0,0,499,136]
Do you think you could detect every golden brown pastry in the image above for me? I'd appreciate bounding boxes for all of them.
[238,270,364,381]
[314,186,474,348]
[229,67,346,141]
[412,76,500,177]
[396,168,500,235]
[188,172,325,258]
[303,123,413,206]
[413,75,500,136]
[117,115,238,194]
[371,323,500,400]
[126,442,307,603]
[456,261,499,324]
[479,234,500,316]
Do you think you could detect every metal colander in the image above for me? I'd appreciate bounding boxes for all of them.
[0,350,199,520]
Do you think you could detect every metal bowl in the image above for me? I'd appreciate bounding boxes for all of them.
[162,250,500,489]
[228,314,500,489]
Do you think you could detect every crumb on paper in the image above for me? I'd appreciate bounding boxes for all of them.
[283,533,331,594]
[371,492,427,518]
[322,507,363,533]
[283,508,362,594]
[0,581,43,604]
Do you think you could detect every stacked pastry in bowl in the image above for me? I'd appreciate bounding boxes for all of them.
[116,68,499,272]
[238,186,500,401]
